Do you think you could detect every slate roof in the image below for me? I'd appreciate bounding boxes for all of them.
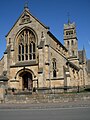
[47,31,68,52]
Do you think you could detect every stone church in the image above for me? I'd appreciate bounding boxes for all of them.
[0,5,90,92]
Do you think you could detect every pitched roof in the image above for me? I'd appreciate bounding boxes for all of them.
[6,8,49,37]
[47,31,68,52]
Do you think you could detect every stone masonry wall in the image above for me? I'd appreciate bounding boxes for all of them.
[1,92,90,104]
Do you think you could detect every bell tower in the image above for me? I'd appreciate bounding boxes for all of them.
[64,20,79,66]
[64,21,78,57]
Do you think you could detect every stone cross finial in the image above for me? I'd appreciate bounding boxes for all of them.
[24,1,28,9]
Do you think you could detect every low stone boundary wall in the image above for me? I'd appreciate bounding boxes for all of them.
[1,92,90,104]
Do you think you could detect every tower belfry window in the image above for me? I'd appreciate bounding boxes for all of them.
[71,40,74,45]
[67,41,69,47]
[72,50,74,56]
[18,29,36,61]
[66,31,73,35]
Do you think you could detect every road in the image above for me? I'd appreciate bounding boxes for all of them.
[0,106,90,120]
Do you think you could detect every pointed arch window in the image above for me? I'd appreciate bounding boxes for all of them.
[67,41,69,47]
[52,58,57,78]
[71,40,74,45]
[72,50,75,56]
[18,29,36,61]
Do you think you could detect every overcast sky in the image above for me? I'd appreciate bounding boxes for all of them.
[0,0,90,59]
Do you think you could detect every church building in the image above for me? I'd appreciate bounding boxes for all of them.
[0,5,90,92]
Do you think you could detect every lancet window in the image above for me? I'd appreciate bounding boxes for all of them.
[52,58,57,78]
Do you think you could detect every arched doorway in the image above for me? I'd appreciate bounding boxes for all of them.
[19,71,33,90]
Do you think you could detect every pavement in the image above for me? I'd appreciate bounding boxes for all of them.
[0,100,90,109]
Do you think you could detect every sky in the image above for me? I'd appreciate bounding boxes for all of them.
[0,0,90,59]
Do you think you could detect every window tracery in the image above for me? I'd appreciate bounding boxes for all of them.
[18,29,36,61]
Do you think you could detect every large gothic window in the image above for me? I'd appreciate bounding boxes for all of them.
[18,29,36,61]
